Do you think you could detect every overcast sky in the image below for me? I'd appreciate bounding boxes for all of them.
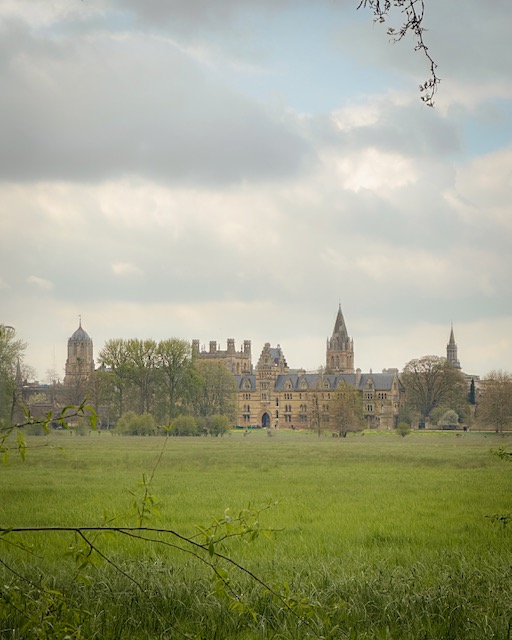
[1,0,511,381]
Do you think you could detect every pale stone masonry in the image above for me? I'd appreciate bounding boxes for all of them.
[196,305,405,430]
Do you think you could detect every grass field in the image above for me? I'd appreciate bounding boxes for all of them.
[1,429,512,638]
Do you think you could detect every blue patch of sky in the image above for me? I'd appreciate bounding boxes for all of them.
[461,99,512,158]
[214,4,409,114]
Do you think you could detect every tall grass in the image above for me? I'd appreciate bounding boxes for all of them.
[1,430,511,638]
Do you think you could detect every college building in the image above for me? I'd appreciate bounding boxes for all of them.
[193,305,405,430]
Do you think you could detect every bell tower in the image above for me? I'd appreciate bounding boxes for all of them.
[64,318,95,386]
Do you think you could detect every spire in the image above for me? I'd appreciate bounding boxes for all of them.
[326,303,354,374]
[446,324,461,369]
[332,303,349,343]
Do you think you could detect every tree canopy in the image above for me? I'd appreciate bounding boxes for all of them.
[401,355,466,423]
[0,325,26,422]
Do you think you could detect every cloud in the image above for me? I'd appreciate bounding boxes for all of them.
[112,262,144,277]
[0,20,311,186]
[1,0,511,383]
[27,275,55,291]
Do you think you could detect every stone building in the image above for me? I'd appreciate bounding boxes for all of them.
[63,319,95,403]
[228,305,405,430]
[192,338,252,375]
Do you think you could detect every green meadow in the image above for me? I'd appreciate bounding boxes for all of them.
[1,429,512,639]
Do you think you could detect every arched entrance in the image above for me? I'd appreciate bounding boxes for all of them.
[261,412,271,428]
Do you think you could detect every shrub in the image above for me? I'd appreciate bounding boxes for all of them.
[439,409,459,428]
[171,415,199,436]
[396,422,410,437]
[115,411,157,436]
[209,414,229,437]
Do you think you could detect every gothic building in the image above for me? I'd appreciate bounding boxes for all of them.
[326,305,354,373]
[224,306,405,430]
[58,307,478,431]
[192,338,252,375]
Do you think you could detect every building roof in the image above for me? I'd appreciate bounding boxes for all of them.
[234,370,403,392]
[69,319,92,343]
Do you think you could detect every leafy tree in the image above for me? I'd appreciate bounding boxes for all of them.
[157,338,194,421]
[330,380,364,437]
[193,361,237,421]
[115,411,157,436]
[125,339,160,414]
[477,371,512,435]
[401,356,467,425]
[0,325,27,423]
[98,338,133,418]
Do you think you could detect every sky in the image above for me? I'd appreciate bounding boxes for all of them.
[1,0,512,382]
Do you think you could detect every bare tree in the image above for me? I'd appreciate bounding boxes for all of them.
[358,0,439,105]
[330,380,364,437]
[477,371,512,435]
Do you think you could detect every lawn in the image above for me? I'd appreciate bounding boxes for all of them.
[1,429,511,638]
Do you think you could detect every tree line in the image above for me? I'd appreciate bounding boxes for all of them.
[2,325,512,435]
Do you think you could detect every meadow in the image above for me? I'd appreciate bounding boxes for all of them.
[1,429,512,639]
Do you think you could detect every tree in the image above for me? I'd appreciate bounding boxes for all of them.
[87,369,118,428]
[401,355,467,425]
[330,380,364,437]
[125,339,160,415]
[438,409,459,429]
[193,361,237,422]
[477,371,512,435]
[157,338,194,421]
[308,393,324,437]
[0,325,27,423]
[98,338,133,418]
[468,378,476,405]
[358,0,439,106]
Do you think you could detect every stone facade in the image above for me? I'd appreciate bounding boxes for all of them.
[63,319,95,386]
[194,305,405,430]
[192,338,252,376]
